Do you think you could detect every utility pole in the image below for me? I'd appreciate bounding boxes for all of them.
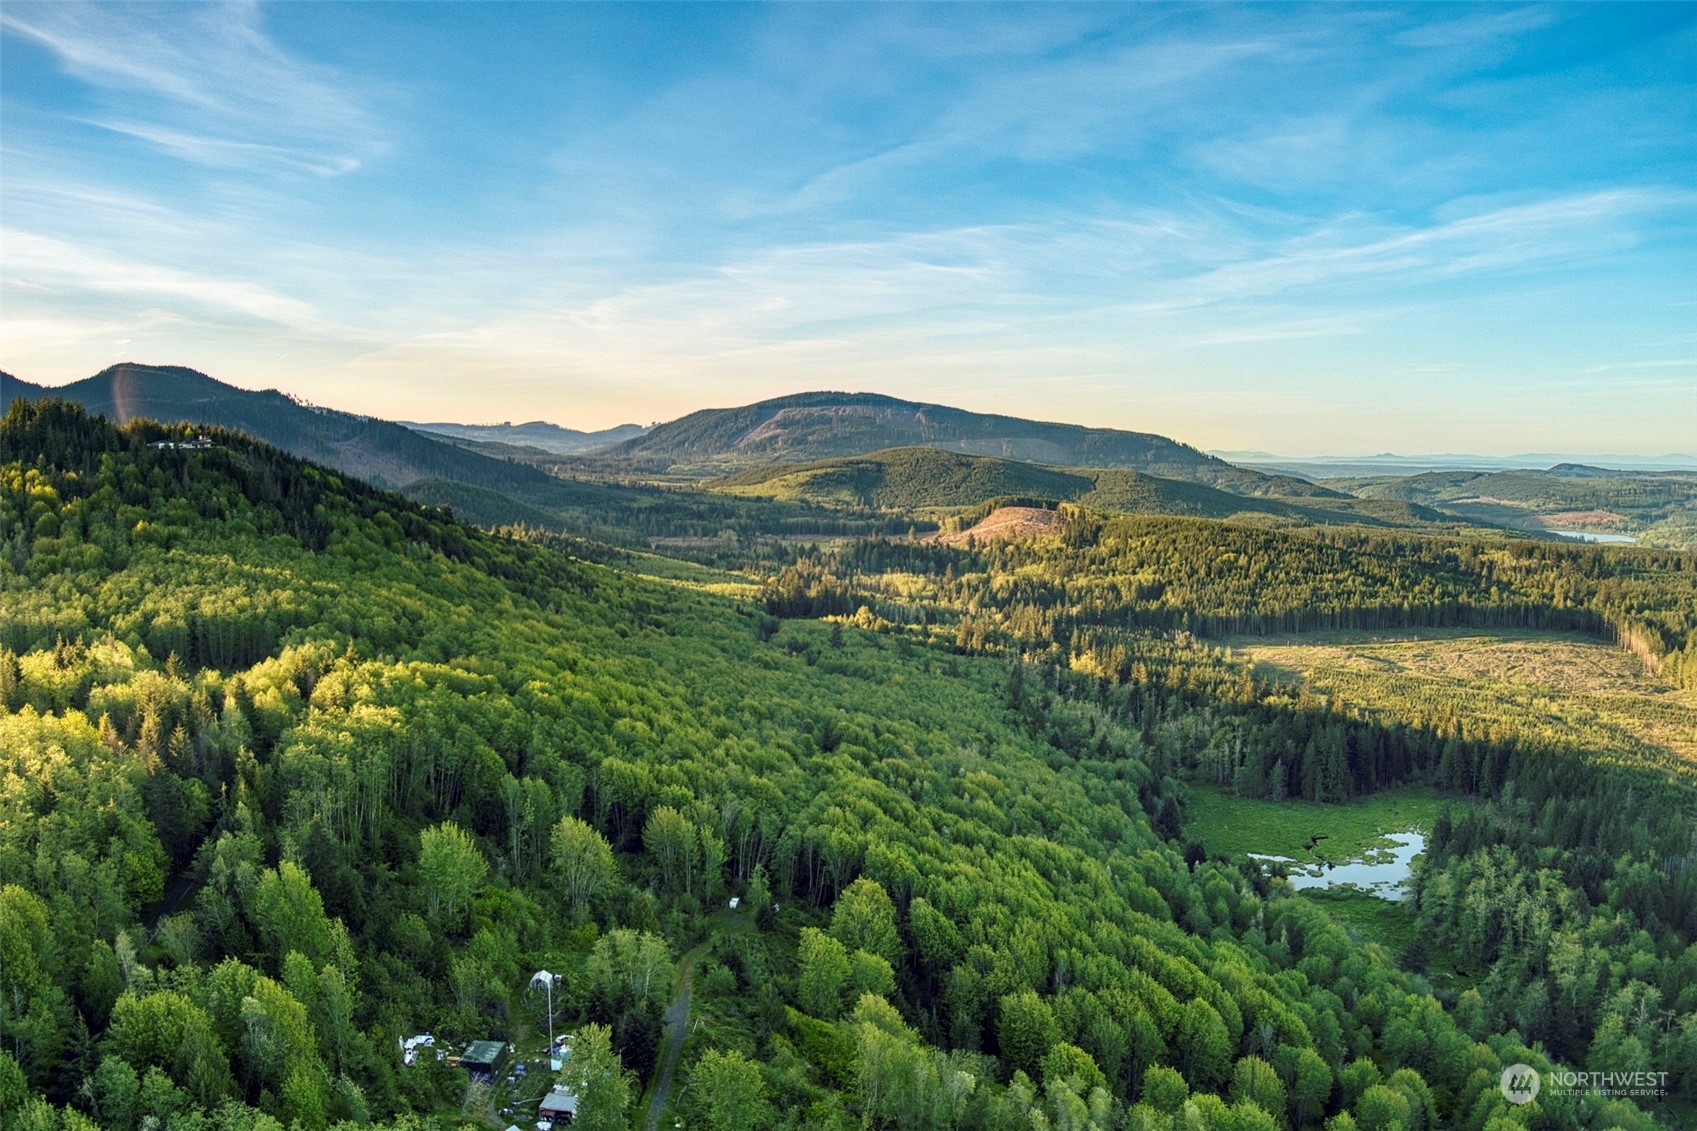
[529,970,558,1063]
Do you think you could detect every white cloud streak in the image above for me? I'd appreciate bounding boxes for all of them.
[2,4,1690,452]
[2,228,322,327]
[1131,189,1692,313]
[1393,7,1557,49]
[339,184,1684,398]
[1,1,383,175]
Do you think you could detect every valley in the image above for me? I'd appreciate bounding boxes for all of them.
[5,7,1690,1129]
[3,380,1696,1131]
[1326,468,1697,550]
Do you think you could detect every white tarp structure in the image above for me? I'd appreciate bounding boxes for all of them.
[399,1034,437,1066]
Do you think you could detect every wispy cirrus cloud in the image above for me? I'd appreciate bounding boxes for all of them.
[0,1,383,175]
[1187,316,1373,347]
[1132,189,1693,312]
[2,228,325,328]
[731,21,1306,219]
[1582,358,1696,373]
[1393,6,1557,49]
[2,5,1691,453]
[339,183,1689,388]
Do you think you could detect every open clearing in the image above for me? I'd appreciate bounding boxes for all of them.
[1184,783,1446,863]
[932,505,1065,545]
[1223,628,1697,775]
[1227,627,1653,694]
[1185,785,1447,959]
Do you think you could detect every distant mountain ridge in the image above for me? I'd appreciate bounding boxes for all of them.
[1216,450,1697,478]
[1,363,564,494]
[9,366,1456,539]
[402,418,647,455]
[608,391,1338,498]
[0,372,46,403]
[0,365,940,544]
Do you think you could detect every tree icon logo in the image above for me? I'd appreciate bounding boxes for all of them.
[1500,1064,1541,1105]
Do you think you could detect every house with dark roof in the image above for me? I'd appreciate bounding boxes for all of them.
[457,1040,506,1081]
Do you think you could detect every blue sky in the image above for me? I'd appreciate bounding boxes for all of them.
[2,3,1692,455]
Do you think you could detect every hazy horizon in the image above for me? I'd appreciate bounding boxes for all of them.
[3,4,1693,454]
[11,363,1697,469]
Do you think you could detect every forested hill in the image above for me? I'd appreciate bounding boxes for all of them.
[1327,466,1697,550]
[3,399,1692,1130]
[772,515,1697,692]
[713,447,1466,531]
[0,369,934,549]
[603,390,1336,499]
[0,371,47,402]
[712,446,1099,509]
[1,362,564,494]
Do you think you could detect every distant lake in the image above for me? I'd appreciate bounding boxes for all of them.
[1549,530,1638,544]
[1252,830,1424,900]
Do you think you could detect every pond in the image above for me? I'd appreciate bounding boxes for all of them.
[1549,530,1637,544]
[1251,830,1425,900]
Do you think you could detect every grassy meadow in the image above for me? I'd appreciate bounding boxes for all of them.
[1183,785,1449,968]
[1182,783,1446,864]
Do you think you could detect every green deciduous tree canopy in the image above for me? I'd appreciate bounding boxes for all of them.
[1,400,1690,1131]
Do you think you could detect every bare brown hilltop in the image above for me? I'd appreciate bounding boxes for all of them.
[931,505,1067,545]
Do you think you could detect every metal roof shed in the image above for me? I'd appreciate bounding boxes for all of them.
[539,1085,579,1122]
[459,1040,506,1080]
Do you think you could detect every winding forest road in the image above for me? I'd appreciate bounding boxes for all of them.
[641,959,699,1131]
[640,909,751,1131]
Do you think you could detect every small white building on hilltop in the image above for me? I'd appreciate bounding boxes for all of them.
[148,435,215,450]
